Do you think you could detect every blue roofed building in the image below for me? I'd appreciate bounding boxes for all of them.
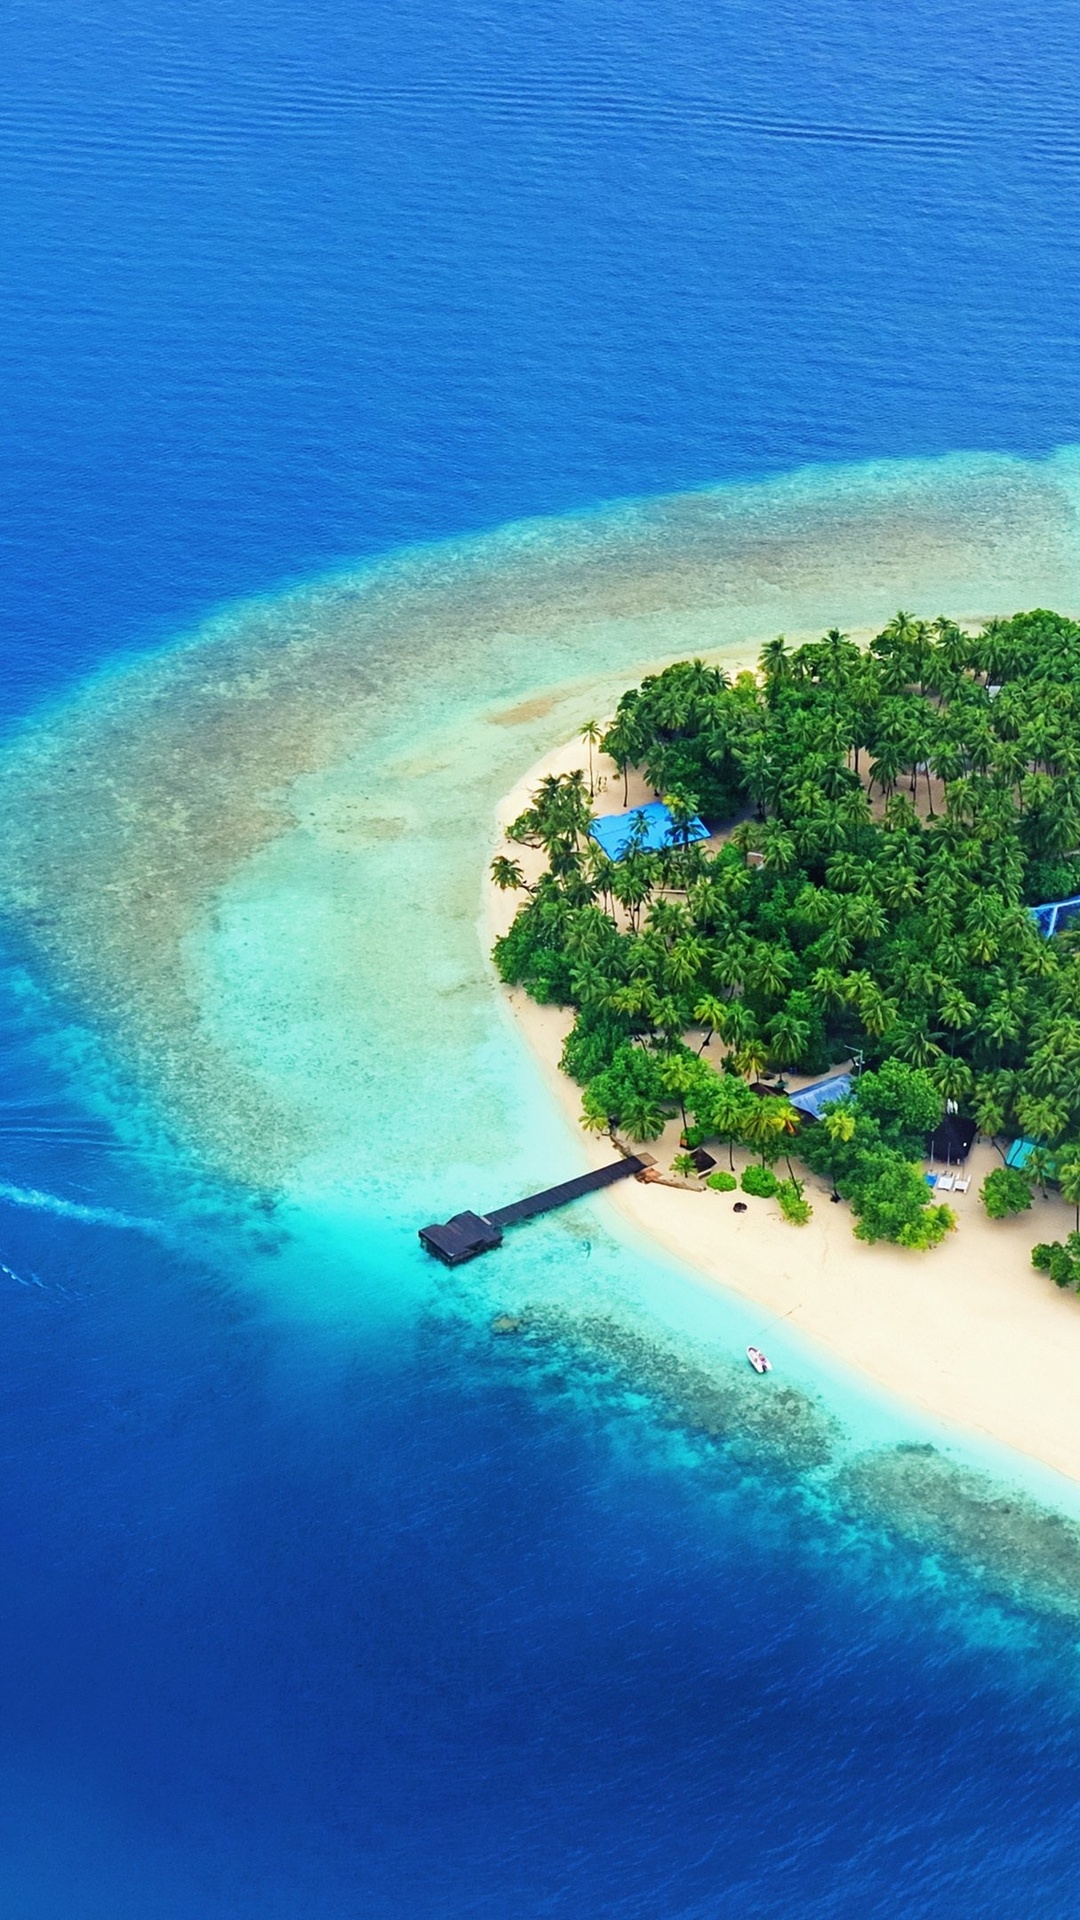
[1004,1137,1059,1177]
[1005,1137,1036,1170]
[588,800,709,863]
[1030,895,1080,938]
[788,1072,853,1121]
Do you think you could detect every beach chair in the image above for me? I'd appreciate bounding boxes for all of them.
[953,1177,970,1194]
[936,1174,955,1192]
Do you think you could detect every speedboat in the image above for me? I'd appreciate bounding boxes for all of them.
[746,1346,772,1375]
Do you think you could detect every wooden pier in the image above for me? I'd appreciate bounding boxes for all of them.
[419,1155,652,1266]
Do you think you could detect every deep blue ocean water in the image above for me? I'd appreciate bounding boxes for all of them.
[5,0,1080,1913]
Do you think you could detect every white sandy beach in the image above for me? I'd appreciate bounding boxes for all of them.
[488,724,1080,1487]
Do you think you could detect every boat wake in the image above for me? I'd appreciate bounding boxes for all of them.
[0,1179,165,1240]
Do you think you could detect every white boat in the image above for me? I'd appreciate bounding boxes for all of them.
[746,1346,772,1375]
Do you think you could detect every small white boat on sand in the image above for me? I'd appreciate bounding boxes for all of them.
[746,1346,772,1375]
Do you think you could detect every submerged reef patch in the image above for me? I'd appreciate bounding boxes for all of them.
[840,1445,1080,1624]
[459,1294,1080,1628]
[513,1304,840,1473]
[0,452,1078,1188]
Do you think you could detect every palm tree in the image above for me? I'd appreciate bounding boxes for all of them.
[807,965,846,1011]
[823,1104,856,1145]
[1015,1093,1070,1145]
[733,1039,769,1084]
[709,1076,753,1170]
[938,984,976,1035]
[826,850,864,893]
[878,865,921,912]
[579,719,604,796]
[620,1090,668,1143]
[693,994,728,1053]
[759,633,791,695]
[972,1072,1014,1151]
[719,999,757,1048]
[666,936,707,993]
[767,1007,812,1072]
[930,1054,974,1104]
[490,855,529,893]
[657,1053,699,1135]
[1058,1152,1080,1231]
[890,1022,943,1071]
[581,1100,615,1141]
[741,1097,783,1166]
[1024,1144,1057,1199]
[602,713,640,805]
[761,824,798,873]
[868,744,903,799]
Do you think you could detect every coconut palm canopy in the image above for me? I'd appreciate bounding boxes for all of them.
[494,611,1080,1251]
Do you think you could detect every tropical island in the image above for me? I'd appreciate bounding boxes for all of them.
[491,610,1080,1287]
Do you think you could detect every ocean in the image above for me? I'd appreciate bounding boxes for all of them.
[3,0,1080,1912]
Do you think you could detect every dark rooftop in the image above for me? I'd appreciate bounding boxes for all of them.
[418,1210,503,1267]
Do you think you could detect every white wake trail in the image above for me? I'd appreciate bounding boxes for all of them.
[0,1180,166,1239]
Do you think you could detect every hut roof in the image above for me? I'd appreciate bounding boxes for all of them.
[1030,895,1080,938]
[1004,1137,1058,1174]
[926,1113,977,1163]
[789,1072,853,1121]
[589,800,708,863]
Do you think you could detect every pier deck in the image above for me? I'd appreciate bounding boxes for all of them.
[419,1155,652,1265]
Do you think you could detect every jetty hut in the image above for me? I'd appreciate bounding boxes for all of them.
[588,800,708,863]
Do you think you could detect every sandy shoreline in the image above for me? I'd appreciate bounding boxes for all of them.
[486,704,1080,1488]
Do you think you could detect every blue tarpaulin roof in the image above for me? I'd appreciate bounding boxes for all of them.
[1004,1137,1057,1174]
[588,801,709,862]
[1030,895,1080,937]
[1005,1137,1035,1169]
[789,1073,853,1120]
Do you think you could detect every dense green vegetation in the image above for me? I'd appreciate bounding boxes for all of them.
[980,1166,1033,1219]
[493,610,1080,1255]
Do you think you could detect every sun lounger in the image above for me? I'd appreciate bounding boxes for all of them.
[953,1177,970,1194]
[924,1171,938,1187]
[936,1174,955,1192]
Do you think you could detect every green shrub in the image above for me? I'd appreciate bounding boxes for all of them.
[560,1006,631,1085]
[854,1061,944,1149]
[741,1164,779,1198]
[776,1177,812,1225]
[706,1168,737,1192]
[895,1203,956,1250]
[1050,1244,1077,1289]
[583,1042,670,1143]
[1032,1239,1080,1289]
[847,1152,952,1246]
[981,1165,1033,1220]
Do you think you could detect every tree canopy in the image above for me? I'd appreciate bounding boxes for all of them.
[493,611,1080,1250]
